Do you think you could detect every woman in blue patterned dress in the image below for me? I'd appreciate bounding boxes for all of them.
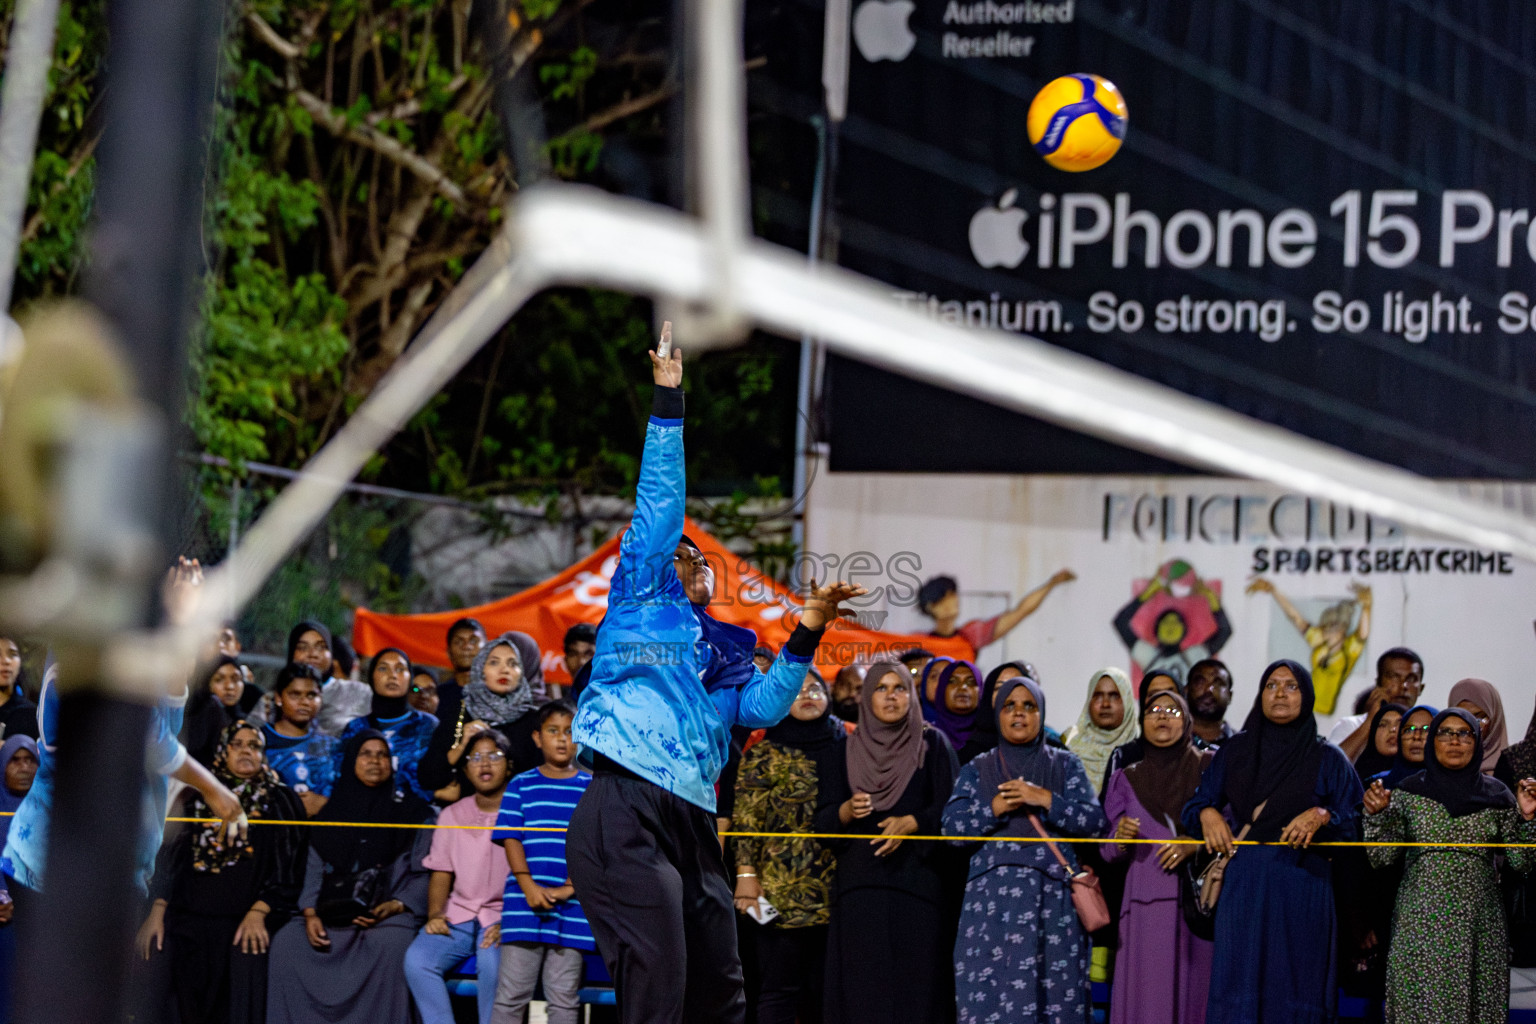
[943,674,1107,1024]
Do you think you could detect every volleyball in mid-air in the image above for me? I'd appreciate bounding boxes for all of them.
[1027,73,1128,172]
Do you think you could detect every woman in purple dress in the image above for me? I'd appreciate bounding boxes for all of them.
[1101,689,1213,1024]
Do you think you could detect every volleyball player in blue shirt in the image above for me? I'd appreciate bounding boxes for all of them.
[568,338,863,1023]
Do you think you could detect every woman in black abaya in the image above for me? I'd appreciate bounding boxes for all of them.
[1182,659,1363,1024]
[267,730,433,1023]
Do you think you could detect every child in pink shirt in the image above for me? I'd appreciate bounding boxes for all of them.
[404,730,513,1024]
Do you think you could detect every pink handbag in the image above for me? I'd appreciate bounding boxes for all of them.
[1028,814,1112,932]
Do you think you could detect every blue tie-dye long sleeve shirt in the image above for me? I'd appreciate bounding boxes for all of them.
[572,386,823,813]
[2,667,188,894]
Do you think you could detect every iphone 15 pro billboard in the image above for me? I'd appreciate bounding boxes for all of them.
[775,0,1536,476]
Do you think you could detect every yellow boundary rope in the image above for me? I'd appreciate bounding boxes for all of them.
[148,817,1536,849]
[0,807,1504,848]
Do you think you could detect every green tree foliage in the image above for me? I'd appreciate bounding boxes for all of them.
[8,0,805,643]
[5,0,102,296]
[11,0,794,488]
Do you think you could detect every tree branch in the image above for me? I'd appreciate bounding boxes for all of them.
[580,84,674,134]
[244,10,299,59]
[364,74,467,126]
[245,10,467,207]
[21,131,100,243]
[564,57,763,137]
[291,90,467,207]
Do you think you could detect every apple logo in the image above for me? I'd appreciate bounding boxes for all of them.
[968,189,1030,268]
[852,0,917,63]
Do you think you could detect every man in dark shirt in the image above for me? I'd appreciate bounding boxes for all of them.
[1187,658,1236,746]
[439,617,486,708]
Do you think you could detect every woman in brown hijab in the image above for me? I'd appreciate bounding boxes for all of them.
[815,662,959,1024]
[1448,677,1508,774]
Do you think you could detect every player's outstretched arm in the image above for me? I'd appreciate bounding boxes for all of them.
[619,324,688,596]
[737,580,869,728]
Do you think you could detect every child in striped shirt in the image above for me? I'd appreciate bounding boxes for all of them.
[491,701,593,1024]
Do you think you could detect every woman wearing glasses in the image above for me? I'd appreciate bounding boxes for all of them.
[1182,660,1363,1024]
[1338,704,1437,1007]
[137,720,308,1024]
[1362,708,1536,1024]
[1100,690,1213,1024]
[404,729,513,1024]
[1447,678,1509,775]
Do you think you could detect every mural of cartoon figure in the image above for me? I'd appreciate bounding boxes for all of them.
[1245,578,1371,716]
[1112,560,1231,690]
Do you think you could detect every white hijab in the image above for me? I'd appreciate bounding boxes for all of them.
[1061,666,1139,792]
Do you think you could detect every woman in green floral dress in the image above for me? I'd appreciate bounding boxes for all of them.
[1363,706,1536,1024]
[732,670,847,1024]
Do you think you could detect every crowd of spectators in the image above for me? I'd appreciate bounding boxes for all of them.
[0,610,1532,1024]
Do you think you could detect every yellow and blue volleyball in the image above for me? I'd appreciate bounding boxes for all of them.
[1027,74,1128,172]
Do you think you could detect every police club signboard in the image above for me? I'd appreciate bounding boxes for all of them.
[808,0,1536,478]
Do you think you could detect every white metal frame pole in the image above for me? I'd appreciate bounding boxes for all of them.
[514,186,1536,563]
[690,0,747,340]
[170,179,1536,668]
[0,0,61,316]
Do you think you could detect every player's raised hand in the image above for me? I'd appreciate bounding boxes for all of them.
[162,556,204,626]
[650,321,682,388]
[800,580,870,631]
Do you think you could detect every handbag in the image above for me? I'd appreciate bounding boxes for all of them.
[1184,799,1266,928]
[315,865,393,927]
[1027,814,1112,933]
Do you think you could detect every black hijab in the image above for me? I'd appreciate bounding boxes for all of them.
[1141,669,1184,698]
[1506,698,1536,782]
[971,662,1034,754]
[762,673,845,754]
[181,655,241,768]
[1374,704,1439,790]
[1353,702,1408,782]
[286,620,332,665]
[367,647,412,720]
[1398,708,1516,818]
[1220,659,1326,839]
[311,729,431,872]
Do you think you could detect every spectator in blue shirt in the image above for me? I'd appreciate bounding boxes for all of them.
[262,663,337,817]
[567,337,864,1024]
[336,649,439,805]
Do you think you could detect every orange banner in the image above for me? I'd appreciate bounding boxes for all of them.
[352,520,972,683]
